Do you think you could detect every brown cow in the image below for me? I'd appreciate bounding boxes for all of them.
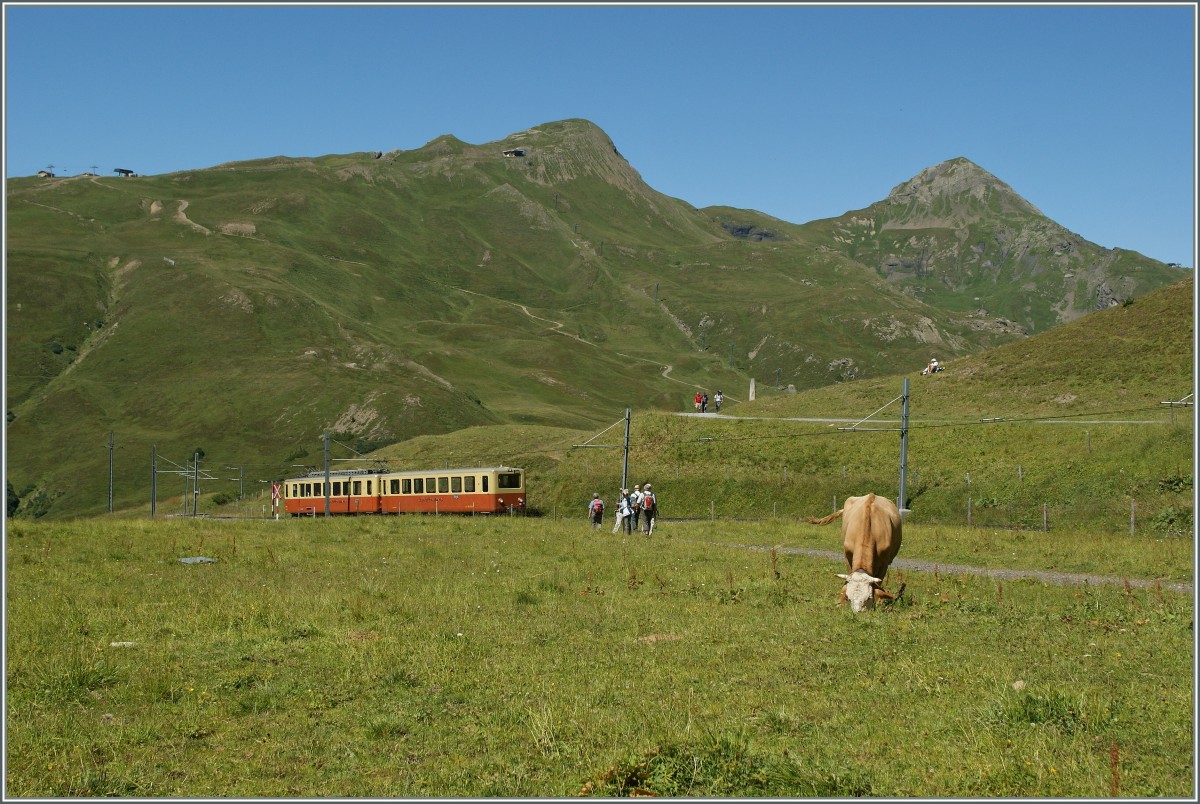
[808,493,903,612]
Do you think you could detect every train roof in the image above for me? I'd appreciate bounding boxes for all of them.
[284,466,522,480]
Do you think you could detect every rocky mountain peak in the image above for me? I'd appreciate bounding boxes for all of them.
[885,157,1043,216]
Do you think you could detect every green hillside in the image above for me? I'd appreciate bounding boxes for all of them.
[366,277,1193,535]
[5,120,1188,519]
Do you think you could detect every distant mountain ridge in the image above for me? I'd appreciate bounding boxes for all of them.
[5,118,1187,518]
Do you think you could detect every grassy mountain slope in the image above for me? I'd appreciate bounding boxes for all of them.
[320,278,1195,534]
[5,121,1187,518]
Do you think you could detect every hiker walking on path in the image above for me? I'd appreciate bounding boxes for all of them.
[588,493,605,529]
[714,390,723,412]
[701,393,709,413]
[693,391,703,412]
[613,489,633,534]
[641,484,658,535]
[629,485,644,532]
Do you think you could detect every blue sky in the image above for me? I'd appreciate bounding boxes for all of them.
[4,3,1196,266]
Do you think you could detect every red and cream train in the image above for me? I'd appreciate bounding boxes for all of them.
[280,466,526,516]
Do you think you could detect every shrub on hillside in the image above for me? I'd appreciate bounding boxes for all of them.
[1151,505,1192,535]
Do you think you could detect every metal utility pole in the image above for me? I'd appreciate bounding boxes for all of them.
[621,407,631,491]
[192,452,201,516]
[898,378,910,516]
[572,410,635,491]
[1161,392,1194,425]
[323,431,331,517]
[107,431,114,513]
[150,445,157,518]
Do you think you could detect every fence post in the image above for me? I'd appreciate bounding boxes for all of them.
[1130,498,1136,536]
[783,466,788,481]
[1018,464,1023,482]
[710,500,715,521]
[773,502,777,518]
[833,495,837,513]
[1043,504,1048,532]
[968,496,973,527]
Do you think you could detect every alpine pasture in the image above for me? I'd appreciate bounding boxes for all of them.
[4,512,1192,797]
[6,278,1194,796]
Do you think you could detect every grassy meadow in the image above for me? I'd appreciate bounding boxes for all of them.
[5,515,1193,797]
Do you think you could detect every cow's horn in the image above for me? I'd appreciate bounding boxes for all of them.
[835,573,850,581]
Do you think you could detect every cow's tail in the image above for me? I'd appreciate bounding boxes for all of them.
[806,509,844,526]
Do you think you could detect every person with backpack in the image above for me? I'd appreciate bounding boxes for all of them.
[641,483,657,535]
[613,489,632,534]
[629,485,644,532]
[714,390,723,412]
[587,493,605,530]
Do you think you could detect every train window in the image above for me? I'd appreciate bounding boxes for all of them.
[498,472,522,489]
[352,481,361,495]
[402,478,412,494]
[482,475,489,492]
[390,479,400,494]
[438,477,449,493]
[464,476,475,492]
[426,477,436,493]
[291,484,298,497]
[451,476,462,493]
[414,478,424,494]
[333,482,342,496]
[366,480,372,495]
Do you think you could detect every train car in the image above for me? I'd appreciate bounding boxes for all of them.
[280,466,526,516]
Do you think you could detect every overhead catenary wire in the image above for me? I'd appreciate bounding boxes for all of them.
[554,402,1175,453]
[276,402,1180,472]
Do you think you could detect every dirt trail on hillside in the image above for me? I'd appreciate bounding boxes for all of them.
[174,200,211,235]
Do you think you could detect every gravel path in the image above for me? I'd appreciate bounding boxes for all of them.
[711,541,1193,594]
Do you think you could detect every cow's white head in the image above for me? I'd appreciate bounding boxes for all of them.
[837,570,882,612]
